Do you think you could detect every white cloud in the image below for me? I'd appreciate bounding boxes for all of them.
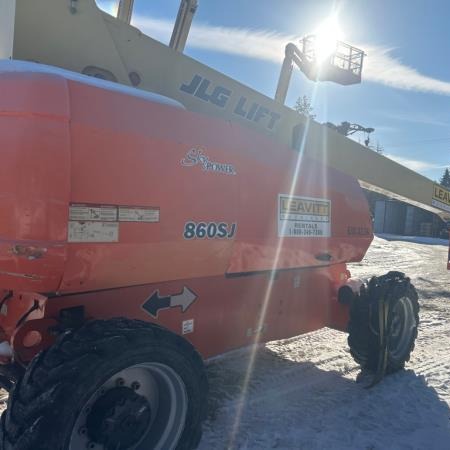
[132,15,450,96]
[377,111,449,128]
[373,125,397,133]
[385,154,448,172]
[132,16,297,63]
[362,45,450,95]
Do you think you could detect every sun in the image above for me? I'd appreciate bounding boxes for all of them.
[313,15,343,62]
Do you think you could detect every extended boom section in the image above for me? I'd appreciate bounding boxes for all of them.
[9,0,450,220]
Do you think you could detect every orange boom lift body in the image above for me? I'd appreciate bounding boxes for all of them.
[0,2,433,446]
[0,68,372,363]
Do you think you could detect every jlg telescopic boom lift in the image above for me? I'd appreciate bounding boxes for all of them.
[0,1,449,449]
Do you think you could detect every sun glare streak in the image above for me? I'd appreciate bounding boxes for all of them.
[228,83,322,448]
[320,97,329,212]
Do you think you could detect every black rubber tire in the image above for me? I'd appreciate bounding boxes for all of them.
[348,273,419,373]
[0,318,208,450]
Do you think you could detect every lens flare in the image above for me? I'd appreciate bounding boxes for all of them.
[313,15,342,63]
[228,81,323,447]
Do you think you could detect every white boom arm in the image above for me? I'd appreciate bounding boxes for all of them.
[7,0,450,222]
[0,0,16,59]
[117,0,134,24]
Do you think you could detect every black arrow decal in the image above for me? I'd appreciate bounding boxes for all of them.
[142,287,197,318]
[142,291,170,317]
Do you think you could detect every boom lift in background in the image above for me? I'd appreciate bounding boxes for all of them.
[0,1,448,448]
[275,36,364,103]
[324,121,375,147]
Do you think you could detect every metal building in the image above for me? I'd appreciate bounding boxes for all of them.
[373,199,446,237]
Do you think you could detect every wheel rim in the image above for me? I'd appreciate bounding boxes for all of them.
[69,363,188,450]
[388,296,416,360]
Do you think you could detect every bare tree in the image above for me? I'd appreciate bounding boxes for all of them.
[294,95,316,119]
[372,141,384,155]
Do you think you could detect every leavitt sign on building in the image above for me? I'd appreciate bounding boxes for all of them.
[432,184,450,213]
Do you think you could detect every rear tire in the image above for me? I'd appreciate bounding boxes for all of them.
[0,318,207,450]
[348,272,419,374]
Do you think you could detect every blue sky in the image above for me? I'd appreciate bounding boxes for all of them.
[98,0,450,182]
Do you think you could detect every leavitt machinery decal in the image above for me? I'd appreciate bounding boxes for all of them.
[181,147,237,175]
[432,184,450,213]
[278,194,331,237]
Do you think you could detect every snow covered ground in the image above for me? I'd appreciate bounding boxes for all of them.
[199,235,450,450]
[0,236,448,449]
[377,233,449,246]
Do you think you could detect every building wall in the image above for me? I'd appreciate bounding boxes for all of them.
[374,200,406,234]
[373,199,445,237]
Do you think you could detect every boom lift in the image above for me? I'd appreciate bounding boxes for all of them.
[0,1,447,449]
[275,36,364,103]
[116,0,134,24]
[324,121,375,147]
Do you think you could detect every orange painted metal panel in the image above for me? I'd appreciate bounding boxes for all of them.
[0,72,70,292]
[43,264,349,360]
[0,69,371,360]
[59,78,372,292]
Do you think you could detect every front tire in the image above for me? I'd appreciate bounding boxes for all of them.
[348,271,419,374]
[0,319,207,450]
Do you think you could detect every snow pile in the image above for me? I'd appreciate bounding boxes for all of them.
[0,59,184,109]
[377,233,449,247]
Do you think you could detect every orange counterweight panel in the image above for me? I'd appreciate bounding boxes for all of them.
[42,263,350,360]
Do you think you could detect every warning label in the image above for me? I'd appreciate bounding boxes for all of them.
[278,194,331,237]
[432,184,450,213]
[68,221,119,242]
[69,204,117,222]
[118,207,160,223]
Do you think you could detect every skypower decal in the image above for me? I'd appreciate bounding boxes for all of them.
[181,147,237,175]
[278,194,331,237]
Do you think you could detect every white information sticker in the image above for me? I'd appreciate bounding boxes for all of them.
[278,194,331,238]
[118,207,160,223]
[182,319,194,335]
[69,204,117,222]
[68,221,119,242]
